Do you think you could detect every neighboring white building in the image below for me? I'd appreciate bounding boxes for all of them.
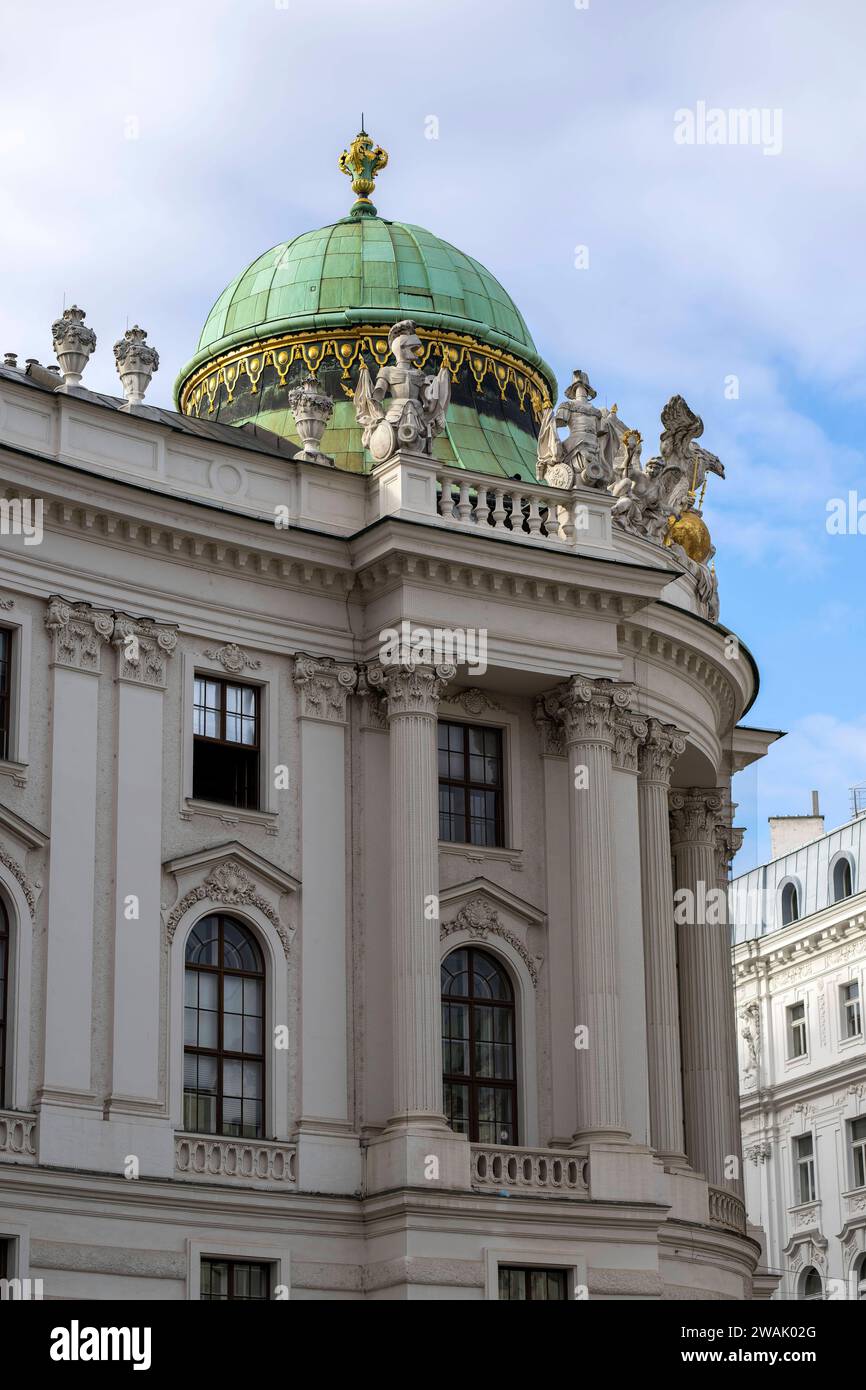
[732,799,866,1301]
[0,133,778,1301]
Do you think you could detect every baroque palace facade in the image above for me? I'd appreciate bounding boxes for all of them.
[733,804,866,1301]
[0,131,777,1300]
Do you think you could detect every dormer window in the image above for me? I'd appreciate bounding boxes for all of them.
[833,856,853,903]
[781,881,799,926]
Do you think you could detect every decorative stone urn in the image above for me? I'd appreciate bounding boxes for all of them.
[113,326,159,409]
[287,375,334,463]
[51,305,97,391]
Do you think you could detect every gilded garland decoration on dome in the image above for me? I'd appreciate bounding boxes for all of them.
[179,326,552,422]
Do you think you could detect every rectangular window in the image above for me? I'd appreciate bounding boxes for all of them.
[192,677,260,810]
[0,629,11,762]
[787,1001,808,1059]
[794,1133,816,1204]
[842,981,862,1040]
[438,721,504,847]
[851,1117,866,1191]
[200,1258,271,1301]
[0,1239,8,1281]
[498,1266,568,1301]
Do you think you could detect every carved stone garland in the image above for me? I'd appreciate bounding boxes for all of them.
[165,861,292,959]
[439,896,541,986]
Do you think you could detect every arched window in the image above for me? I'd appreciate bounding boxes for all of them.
[0,897,9,1108]
[184,915,265,1138]
[781,881,800,926]
[441,946,517,1144]
[833,856,853,903]
[855,1254,866,1301]
[800,1267,823,1301]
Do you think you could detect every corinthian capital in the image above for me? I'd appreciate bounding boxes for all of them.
[293,653,358,722]
[112,613,178,688]
[715,805,745,882]
[543,675,637,747]
[45,595,115,673]
[612,710,649,773]
[366,659,456,718]
[638,719,687,786]
[669,787,725,848]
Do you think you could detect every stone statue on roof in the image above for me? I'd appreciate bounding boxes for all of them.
[537,368,629,490]
[353,319,451,464]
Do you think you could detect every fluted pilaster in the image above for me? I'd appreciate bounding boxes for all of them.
[670,788,743,1191]
[637,721,687,1164]
[545,676,634,1142]
[367,660,455,1123]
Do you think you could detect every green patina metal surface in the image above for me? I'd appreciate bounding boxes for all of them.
[176,216,555,479]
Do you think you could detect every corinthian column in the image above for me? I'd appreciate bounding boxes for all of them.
[368,659,455,1125]
[637,721,687,1165]
[670,788,742,1191]
[547,676,633,1143]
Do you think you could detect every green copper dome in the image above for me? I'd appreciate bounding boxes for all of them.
[193,218,543,367]
[176,137,556,479]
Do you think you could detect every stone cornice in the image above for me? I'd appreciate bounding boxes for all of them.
[733,903,866,982]
[353,545,657,619]
[619,618,742,732]
[292,653,358,723]
[0,468,355,599]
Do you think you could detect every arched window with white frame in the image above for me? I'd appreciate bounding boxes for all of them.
[800,1266,823,1301]
[832,855,854,903]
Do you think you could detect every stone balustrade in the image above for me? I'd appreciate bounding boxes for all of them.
[0,1110,37,1164]
[708,1184,747,1236]
[470,1143,589,1198]
[435,464,613,553]
[174,1134,297,1188]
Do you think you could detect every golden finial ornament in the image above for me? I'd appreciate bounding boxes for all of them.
[339,122,388,218]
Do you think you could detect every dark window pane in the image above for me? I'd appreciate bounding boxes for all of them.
[442,947,517,1144]
[184,916,266,1139]
[0,629,10,762]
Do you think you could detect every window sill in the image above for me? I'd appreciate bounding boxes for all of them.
[784,1052,810,1068]
[439,842,523,863]
[838,1033,864,1051]
[0,759,28,787]
[182,798,278,832]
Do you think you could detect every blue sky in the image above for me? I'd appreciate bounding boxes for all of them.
[2,0,864,868]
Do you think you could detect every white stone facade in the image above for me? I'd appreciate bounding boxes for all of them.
[732,816,866,1300]
[0,368,771,1299]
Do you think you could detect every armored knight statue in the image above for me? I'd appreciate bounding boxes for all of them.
[537,368,627,490]
[353,319,451,464]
